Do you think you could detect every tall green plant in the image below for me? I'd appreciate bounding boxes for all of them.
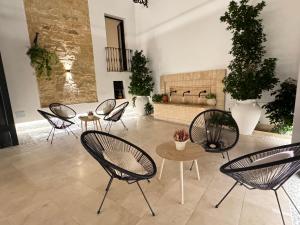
[128,50,154,96]
[220,0,278,100]
[263,78,297,134]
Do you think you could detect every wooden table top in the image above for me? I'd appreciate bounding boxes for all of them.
[78,115,100,122]
[156,141,203,161]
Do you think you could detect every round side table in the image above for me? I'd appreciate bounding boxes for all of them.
[156,141,203,204]
[79,115,102,131]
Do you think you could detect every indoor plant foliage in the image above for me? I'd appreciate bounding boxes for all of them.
[26,33,58,79]
[173,129,189,151]
[263,78,297,134]
[206,93,217,106]
[144,102,154,115]
[152,94,163,103]
[220,0,278,135]
[128,50,154,115]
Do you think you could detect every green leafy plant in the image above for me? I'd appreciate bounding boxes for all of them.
[152,94,163,103]
[263,78,297,134]
[220,0,278,100]
[26,33,58,79]
[128,50,154,96]
[206,93,216,99]
[144,102,154,115]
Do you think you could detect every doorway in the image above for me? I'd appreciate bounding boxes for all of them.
[0,52,18,148]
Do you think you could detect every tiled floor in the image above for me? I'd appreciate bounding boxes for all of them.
[1,115,298,225]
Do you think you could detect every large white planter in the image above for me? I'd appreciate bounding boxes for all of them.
[231,99,261,135]
[135,96,149,116]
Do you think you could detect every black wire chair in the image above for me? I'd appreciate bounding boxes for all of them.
[215,142,300,225]
[49,103,77,120]
[104,101,129,133]
[37,110,77,144]
[95,99,116,116]
[81,131,157,216]
[189,109,239,163]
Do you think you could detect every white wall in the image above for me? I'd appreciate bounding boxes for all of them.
[135,0,300,124]
[292,64,300,143]
[0,0,136,123]
[0,0,41,123]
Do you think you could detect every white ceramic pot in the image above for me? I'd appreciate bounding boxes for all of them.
[135,96,149,116]
[231,99,261,135]
[175,140,188,151]
[206,98,217,106]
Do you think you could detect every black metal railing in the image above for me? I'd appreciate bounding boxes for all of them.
[105,47,133,72]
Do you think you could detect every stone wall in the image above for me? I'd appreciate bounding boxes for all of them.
[24,0,98,107]
[160,69,226,109]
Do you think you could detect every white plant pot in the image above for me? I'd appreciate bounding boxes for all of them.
[135,96,149,116]
[231,99,261,135]
[206,98,217,106]
[175,140,188,151]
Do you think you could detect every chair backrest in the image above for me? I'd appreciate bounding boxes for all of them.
[95,99,116,116]
[189,109,239,153]
[49,103,76,119]
[220,142,300,190]
[104,101,129,122]
[80,130,156,180]
[37,110,74,129]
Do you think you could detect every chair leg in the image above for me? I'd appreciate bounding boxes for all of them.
[282,186,300,216]
[108,121,113,133]
[66,126,78,139]
[226,152,230,161]
[221,152,225,159]
[120,119,128,130]
[215,181,238,208]
[50,128,56,144]
[97,177,113,214]
[137,181,155,216]
[274,190,286,225]
[46,127,54,141]
[189,161,194,171]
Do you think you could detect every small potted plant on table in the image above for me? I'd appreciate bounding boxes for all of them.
[206,93,217,106]
[174,129,189,151]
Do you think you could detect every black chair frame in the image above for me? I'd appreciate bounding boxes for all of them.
[189,109,239,170]
[104,101,129,133]
[215,142,300,225]
[95,99,116,116]
[38,110,77,144]
[49,103,77,119]
[81,131,157,216]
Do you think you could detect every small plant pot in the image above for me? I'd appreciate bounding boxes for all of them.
[175,140,188,151]
[88,115,94,120]
[162,95,169,103]
[206,98,217,106]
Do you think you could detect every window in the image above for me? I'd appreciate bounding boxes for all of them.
[105,16,131,72]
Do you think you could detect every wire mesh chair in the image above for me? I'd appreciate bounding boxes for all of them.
[104,101,129,133]
[95,99,116,116]
[37,110,77,144]
[49,103,77,120]
[215,142,300,225]
[81,131,157,216]
[189,109,239,162]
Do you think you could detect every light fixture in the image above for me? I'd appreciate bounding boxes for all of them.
[133,0,148,7]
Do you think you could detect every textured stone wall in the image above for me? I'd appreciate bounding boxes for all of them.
[24,0,98,107]
[160,69,226,109]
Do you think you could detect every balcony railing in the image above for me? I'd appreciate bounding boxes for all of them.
[105,47,133,72]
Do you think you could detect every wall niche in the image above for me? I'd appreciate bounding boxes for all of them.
[24,0,98,107]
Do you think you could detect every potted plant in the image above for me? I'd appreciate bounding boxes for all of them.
[144,102,154,115]
[162,94,169,103]
[88,111,94,119]
[173,129,189,151]
[263,78,297,134]
[26,33,58,79]
[206,93,217,106]
[128,50,154,115]
[152,94,163,103]
[220,0,278,135]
